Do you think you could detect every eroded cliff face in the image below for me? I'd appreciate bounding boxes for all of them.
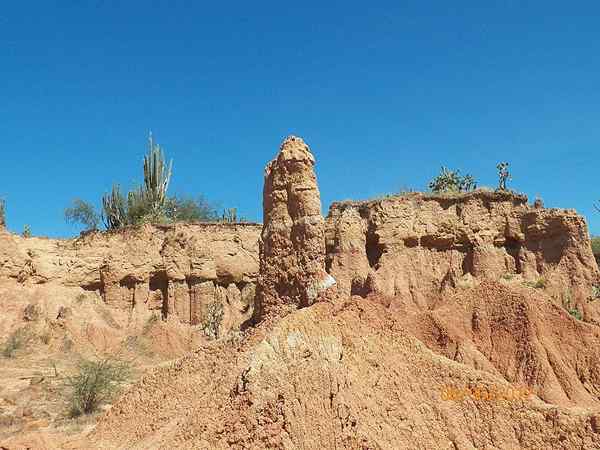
[0,223,261,337]
[258,136,332,319]
[326,191,600,320]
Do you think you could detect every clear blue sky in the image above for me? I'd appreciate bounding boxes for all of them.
[1,2,599,237]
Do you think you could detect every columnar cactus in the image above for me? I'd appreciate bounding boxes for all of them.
[143,134,172,214]
[0,199,5,228]
[101,185,127,230]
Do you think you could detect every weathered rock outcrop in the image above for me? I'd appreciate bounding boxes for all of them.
[0,222,261,336]
[258,136,333,318]
[326,190,600,320]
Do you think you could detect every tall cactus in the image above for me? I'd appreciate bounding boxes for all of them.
[143,134,172,214]
[0,199,5,228]
[101,184,127,230]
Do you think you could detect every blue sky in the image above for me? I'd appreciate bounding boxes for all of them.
[1,2,599,237]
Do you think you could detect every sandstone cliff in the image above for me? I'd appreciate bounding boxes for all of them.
[0,222,261,336]
[325,190,600,321]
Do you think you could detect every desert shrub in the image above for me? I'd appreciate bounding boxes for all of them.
[143,312,160,335]
[497,162,511,191]
[40,330,52,345]
[501,273,515,281]
[591,236,600,256]
[429,167,476,194]
[2,328,31,358]
[202,301,224,339]
[526,277,546,289]
[568,308,582,321]
[592,285,600,300]
[65,356,130,417]
[61,336,74,352]
[65,199,100,231]
[0,199,5,226]
[22,224,31,238]
[164,195,218,222]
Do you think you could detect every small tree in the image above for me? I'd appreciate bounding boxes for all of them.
[164,195,218,222]
[497,162,511,191]
[65,356,130,417]
[22,224,32,238]
[65,199,100,231]
[429,167,477,193]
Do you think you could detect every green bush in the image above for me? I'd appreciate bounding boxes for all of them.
[164,195,218,222]
[568,308,582,321]
[65,199,100,231]
[526,277,546,289]
[2,328,31,358]
[22,224,31,238]
[0,199,5,226]
[591,236,600,256]
[428,167,476,194]
[65,356,130,417]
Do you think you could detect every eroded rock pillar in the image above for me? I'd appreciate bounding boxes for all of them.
[258,136,334,318]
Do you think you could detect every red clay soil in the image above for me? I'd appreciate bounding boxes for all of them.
[40,281,598,450]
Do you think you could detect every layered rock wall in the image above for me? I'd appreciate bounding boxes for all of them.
[0,223,261,336]
[326,191,600,314]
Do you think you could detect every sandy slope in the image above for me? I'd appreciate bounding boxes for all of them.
[49,281,599,450]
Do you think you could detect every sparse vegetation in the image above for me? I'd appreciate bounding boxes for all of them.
[65,356,130,417]
[2,327,31,358]
[143,312,160,335]
[165,195,219,222]
[96,134,229,230]
[0,198,5,226]
[497,162,511,191]
[65,199,100,231]
[428,167,476,194]
[40,330,52,345]
[591,236,600,257]
[591,285,600,300]
[222,208,237,223]
[501,273,515,281]
[568,307,582,321]
[202,301,224,339]
[22,224,32,238]
[526,277,546,289]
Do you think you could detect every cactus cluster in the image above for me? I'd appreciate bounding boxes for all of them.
[143,134,172,214]
[428,167,477,194]
[101,185,128,230]
[101,135,173,230]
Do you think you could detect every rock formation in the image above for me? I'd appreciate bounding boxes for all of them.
[0,222,261,337]
[258,136,334,318]
[326,190,600,320]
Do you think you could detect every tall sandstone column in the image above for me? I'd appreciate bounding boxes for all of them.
[257,136,334,319]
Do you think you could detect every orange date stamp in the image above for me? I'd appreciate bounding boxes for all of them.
[440,385,533,402]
